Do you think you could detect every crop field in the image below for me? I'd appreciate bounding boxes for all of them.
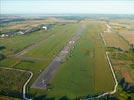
[0,18,57,33]
[113,26,134,45]
[108,49,134,99]
[102,31,129,51]
[107,20,134,85]
[119,31,134,44]
[35,21,115,99]
[109,51,134,84]
[0,68,30,98]
[110,20,134,45]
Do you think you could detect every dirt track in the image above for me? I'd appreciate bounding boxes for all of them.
[31,24,86,89]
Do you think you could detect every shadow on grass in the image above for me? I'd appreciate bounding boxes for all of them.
[59,96,69,100]
[0,90,35,99]
[0,90,22,99]
[34,95,55,100]
[34,95,70,100]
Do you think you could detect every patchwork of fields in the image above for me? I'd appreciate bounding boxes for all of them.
[44,21,115,99]
[102,23,129,51]
[0,18,133,99]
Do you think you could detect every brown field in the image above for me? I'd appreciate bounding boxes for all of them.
[1,19,52,31]
[111,57,134,84]
[1,17,77,34]
[118,30,134,44]
[121,68,134,84]
[110,20,134,45]
[102,32,129,50]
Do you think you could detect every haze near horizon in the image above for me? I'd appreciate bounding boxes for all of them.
[1,0,134,15]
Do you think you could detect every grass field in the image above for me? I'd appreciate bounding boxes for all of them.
[0,68,30,98]
[0,96,21,100]
[0,23,80,97]
[0,24,73,55]
[37,21,115,99]
[1,19,133,99]
[13,24,79,75]
[25,24,79,58]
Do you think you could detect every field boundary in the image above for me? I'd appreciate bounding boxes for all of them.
[0,67,33,100]
[81,32,118,100]
[84,52,118,100]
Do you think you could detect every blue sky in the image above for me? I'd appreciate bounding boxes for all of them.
[1,0,134,14]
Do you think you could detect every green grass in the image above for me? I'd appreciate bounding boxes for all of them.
[0,22,115,99]
[0,68,30,97]
[25,24,79,58]
[0,23,79,86]
[0,23,80,99]
[0,23,79,69]
[44,22,115,99]
[0,58,18,67]
[118,86,134,100]
[0,24,68,55]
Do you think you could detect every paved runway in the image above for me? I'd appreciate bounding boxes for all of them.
[31,24,86,89]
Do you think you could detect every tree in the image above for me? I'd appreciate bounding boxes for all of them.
[0,45,6,51]
[0,53,5,60]
[0,45,6,60]
[129,44,134,52]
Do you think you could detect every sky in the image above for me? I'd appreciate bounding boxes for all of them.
[1,0,134,14]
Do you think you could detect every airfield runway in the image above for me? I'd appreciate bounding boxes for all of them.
[31,24,86,89]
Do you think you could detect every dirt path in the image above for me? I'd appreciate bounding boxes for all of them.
[31,24,86,89]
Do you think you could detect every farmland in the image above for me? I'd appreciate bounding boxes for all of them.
[0,68,30,98]
[110,19,134,45]
[102,19,134,99]
[0,17,134,100]
[102,23,129,51]
[107,19,134,86]
[44,21,115,99]
[0,23,80,79]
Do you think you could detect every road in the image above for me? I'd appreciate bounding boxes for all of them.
[0,67,33,100]
[31,24,86,89]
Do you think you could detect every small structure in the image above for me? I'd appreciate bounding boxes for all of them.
[17,31,24,35]
[42,26,47,30]
[69,41,75,44]
[0,34,5,38]
[0,34,9,38]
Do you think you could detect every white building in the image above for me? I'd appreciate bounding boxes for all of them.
[0,34,5,38]
[42,26,47,30]
[18,31,25,35]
